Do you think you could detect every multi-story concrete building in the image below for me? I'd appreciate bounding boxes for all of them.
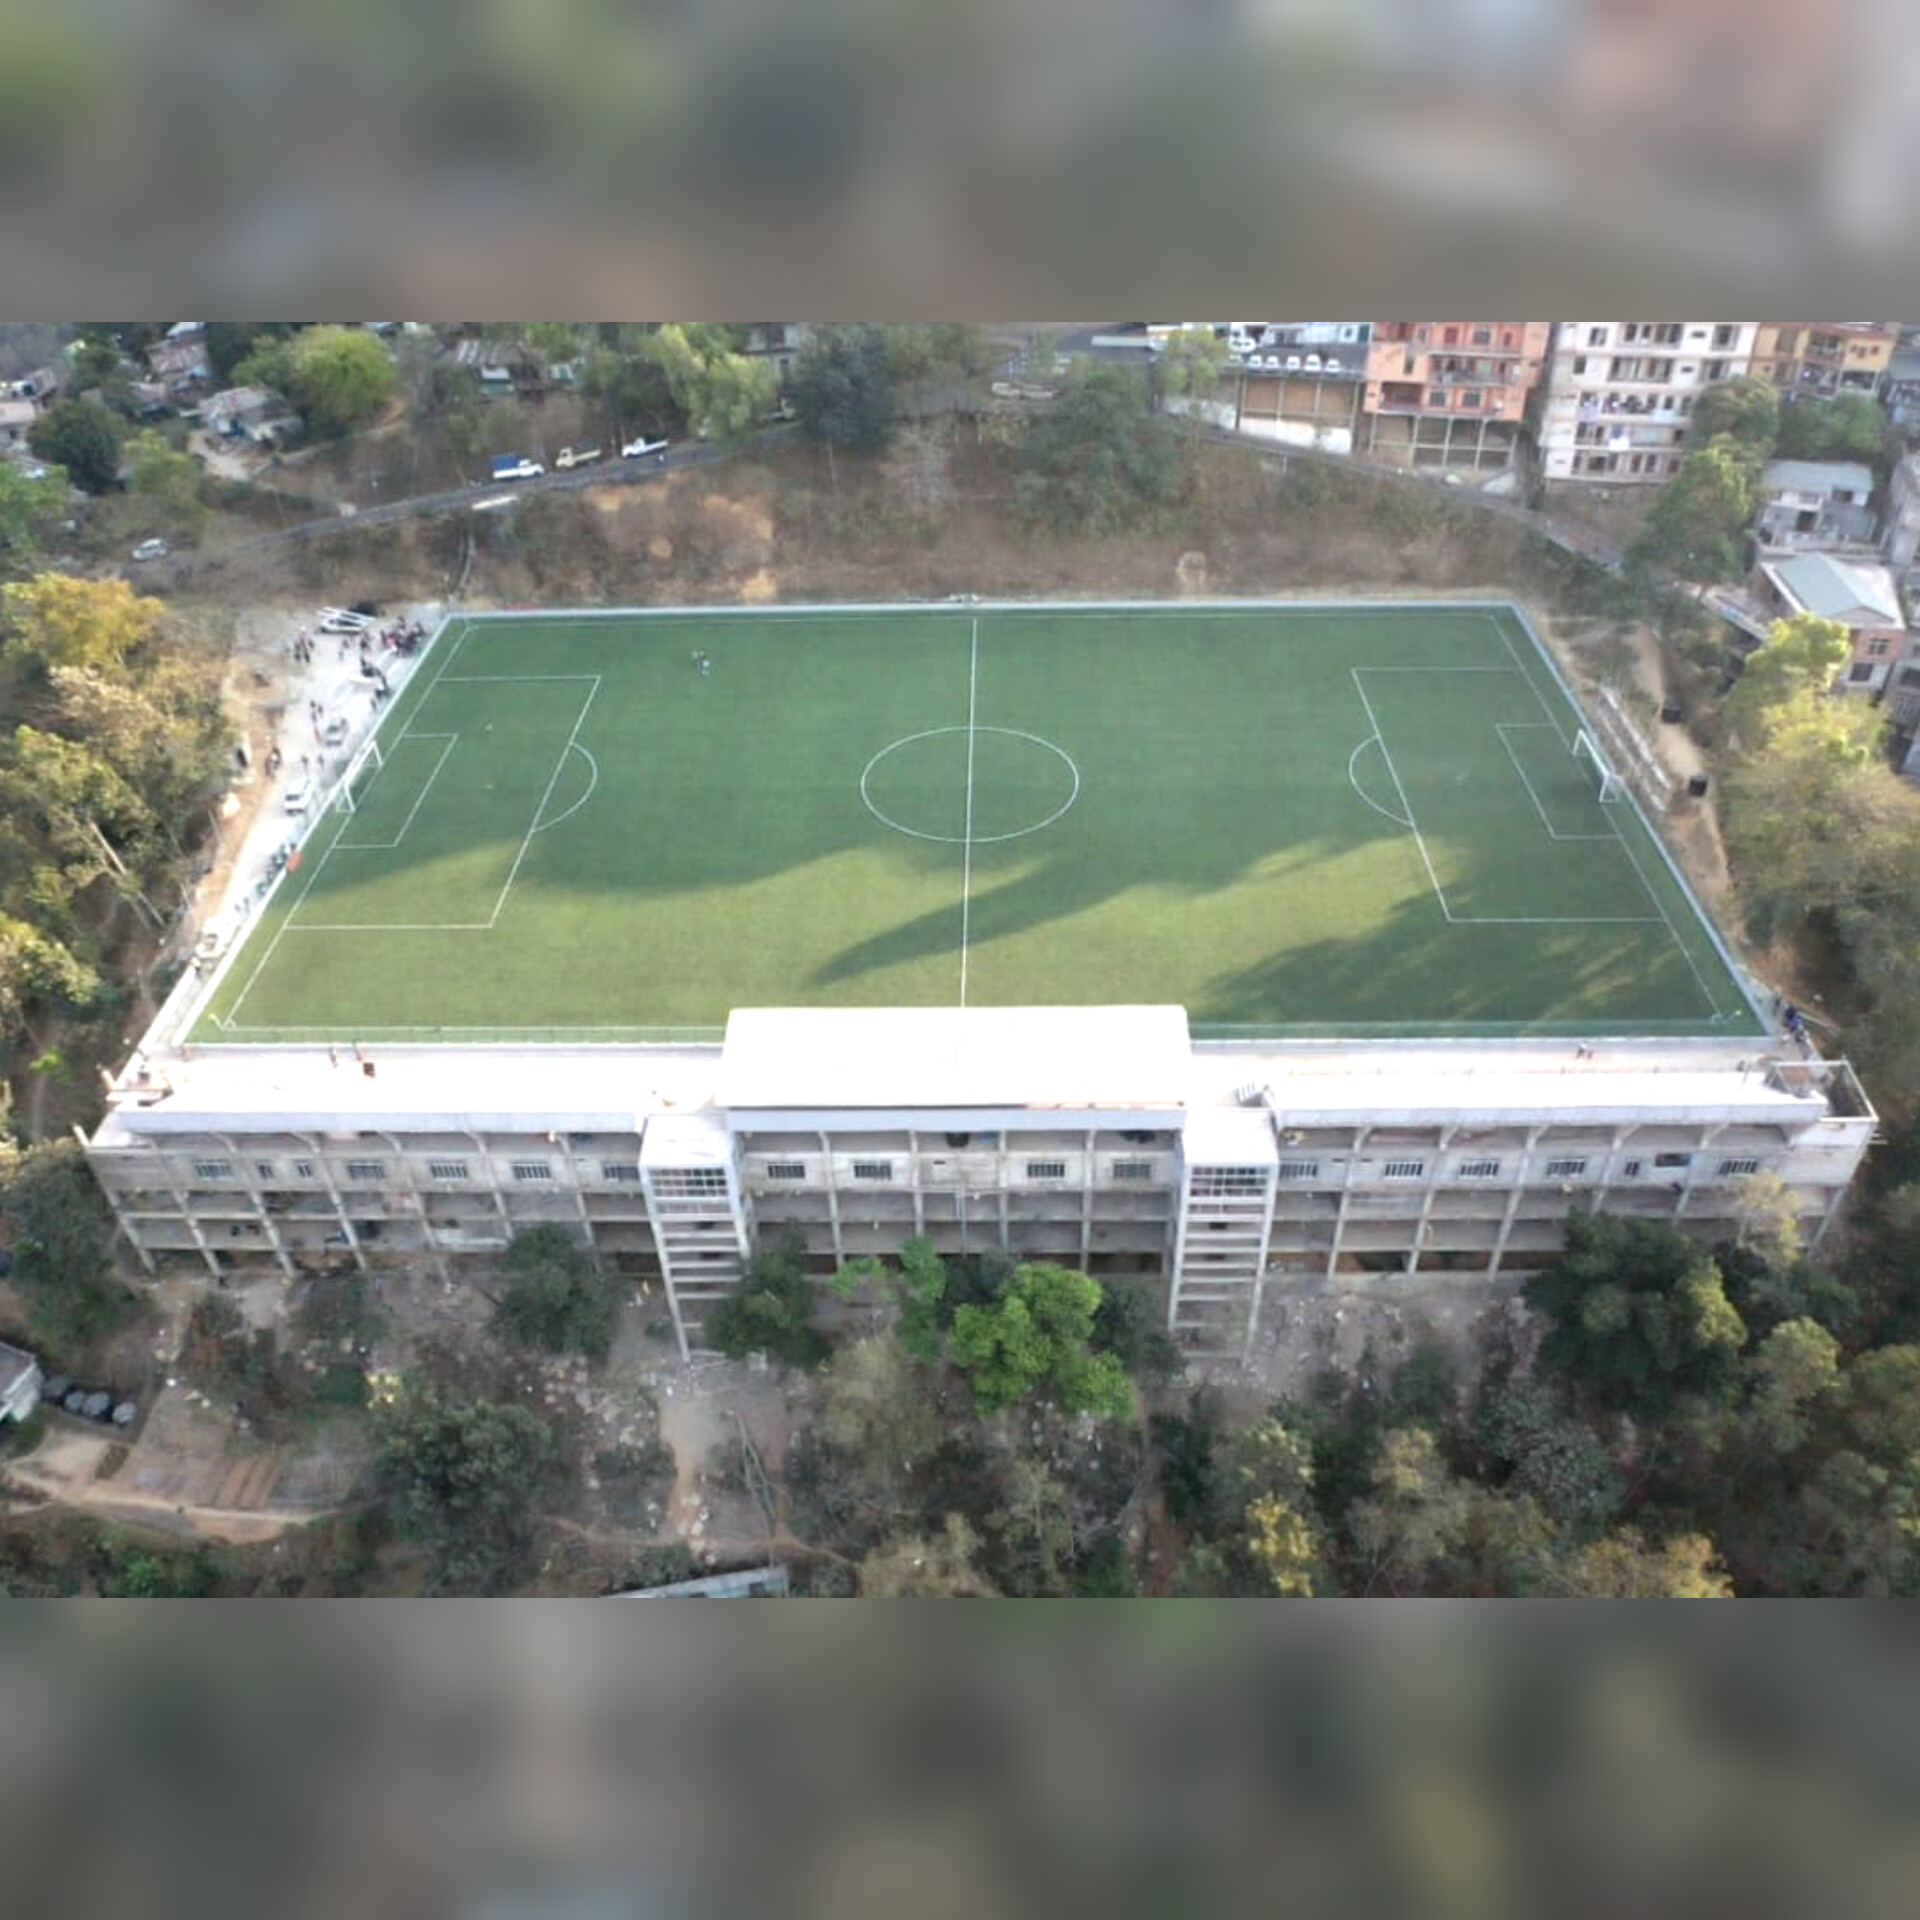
[1539,322,1757,485]
[87,1005,1875,1363]
[1359,321,1553,471]
[1749,323,1900,399]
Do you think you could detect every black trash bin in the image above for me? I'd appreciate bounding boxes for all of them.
[1687,773,1709,798]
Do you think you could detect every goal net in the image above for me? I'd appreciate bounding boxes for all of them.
[333,738,384,815]
[1572,729,1625,804]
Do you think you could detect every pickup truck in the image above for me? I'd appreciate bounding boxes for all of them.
[620,436,670,459]
[490,455,545,481]
[554,445,602,471]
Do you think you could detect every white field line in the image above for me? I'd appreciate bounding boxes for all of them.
[434,674,603,683]
[1346,736,1413,828]
[959,615,980,1007]
[1494,725,1614,842]
[1489,615,1719,1009]
[334,735,459,852]
[530,744,599,836]
[1351,669,1453,920]
[486,678,602,927]
[282,921,493,932]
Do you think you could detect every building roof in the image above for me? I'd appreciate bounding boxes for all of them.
[1761,459,1875,499]
[1764,553,1904,626]
[719,1007,1194,1114]
[0,1342,39,1394]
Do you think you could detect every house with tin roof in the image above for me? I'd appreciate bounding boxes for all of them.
[1755,551,1909,694]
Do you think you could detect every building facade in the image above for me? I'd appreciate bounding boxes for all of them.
[1539,321,1757,485]
[1358,321,1552,471]
[87,1009,1876,1364]
[1749,323,1899,398]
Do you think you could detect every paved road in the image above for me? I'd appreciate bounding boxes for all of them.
[167,428,798,576]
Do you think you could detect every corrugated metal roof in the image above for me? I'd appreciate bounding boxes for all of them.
[1761,458,1874,498]
[1766,552,1903,624]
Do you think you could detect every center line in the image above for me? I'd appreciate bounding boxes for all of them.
[959,614,979,1007]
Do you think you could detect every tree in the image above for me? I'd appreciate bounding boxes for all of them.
[948,1262,1134,1419]
[819,1333,942,1521]
[1743,1317,1842,1457]
[0,914,98,1031]
[643,324,777,447]
[282,326,396,435]
[707,1233,830,1369]
[1014,363,1180,536]
[523,322,582,369]
[1090,1278,1184,1387]
[1472,1370,1623,1543]
[0,1140,132,1358]
[1777,393,1888,463]
[1158,327,1230,439]
[124,428,206,534]
[1723,613,1852,743]
[0,463,68,578]
[1844,1346,1920,1464]
[859,1513,998,1597]
[880,323,996,388]
[789,324,896,458]
[1525,1214,1749,1417]
[1566,1528,1734,1598]
[372,1380,558,1593]
[1347,1426,1478,1595]
[1689,376,1779,454]
[490,1225,624,1360]
[27,397,122,493]
[1199,1415,1325,1596]
[1,571,165,673]
[1623,436,1759,584]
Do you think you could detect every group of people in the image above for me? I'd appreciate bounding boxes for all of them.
[291,628,316,664]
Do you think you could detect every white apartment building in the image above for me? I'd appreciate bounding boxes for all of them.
[86,1006,1876,1363]
[1540,322,1758,485]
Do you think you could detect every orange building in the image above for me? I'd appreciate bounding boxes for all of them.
[1749,324,1899,398]
[1360,322,1553,469]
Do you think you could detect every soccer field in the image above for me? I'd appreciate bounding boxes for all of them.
[195,602,1764,1043]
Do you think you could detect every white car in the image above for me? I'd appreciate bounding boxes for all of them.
[621,436,670,459]
[282,782,312,815]
[316,607,373,634]
[130,538,169,561]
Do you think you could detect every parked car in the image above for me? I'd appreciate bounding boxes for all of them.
[621,436,670,459]
[316,607,373,634]
[554,445,602,470]
[489,455,545,481]
[282,782,311,815]
[130,537,169,561]
[321,718,349,747]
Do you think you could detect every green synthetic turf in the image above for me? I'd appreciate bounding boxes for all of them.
[195,603,1762,1043]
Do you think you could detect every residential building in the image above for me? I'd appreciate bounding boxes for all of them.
[1359,321,1552,471]
[7,365,64,405]
[0,1342,42,1424]
[1884,330,1920,429]
[1754,459,1878,551]
[1749,323,1900,398]
[1539,322,1757,485]
[147,323,211,393]
[0,397,35,449]
[1753,552,1908,694]
[200,386,299,446]
[1884,451,1920,575]
[1227,322,1369,454]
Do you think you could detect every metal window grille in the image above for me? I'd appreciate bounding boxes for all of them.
[428,1160,470,1183]
[1025,1160,1068,1181]
[601,1163,641,1183]
[254,1162,275,1181]
[1718,1157,1761,1177]
[850,1160,893,1182]
[1545,1158,1588,1179]
[510,1161,553,1183]
[344,1160,385,1183]
[1276,1160,1320,1180]
[765,1162,806,1181]
[1457,1158,1501,1178]
[1110,1159,1154,1182]
[651,1169,730,1196]
[1654,1152,1692,1169]
[1191,1167,1267,1196]
[293,1160,315,1180]
[1382,1160,1427,1179]
[192,1159,232,1182]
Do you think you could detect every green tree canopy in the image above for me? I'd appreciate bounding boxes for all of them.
[124,427,206,533]
[948,1262,1134,1419]
[490,1225,623,1359]
[0,463,69,579]
[643,324,778,446]
[1014,362,1180,536]
[372,1380,558,1593]
[2,571,165,673]
[707,1233,830,1369]
[788,324,896,455]
[1525,1214,1749,1417]
[27,396,122,493]
[1724,613,1852,743]
[1689,376,1779,453]
[1565,1527,1734,1597]
[1624,435,1760,584]
[278,326,397,435]
[0,1140,132,1358]
[1777,393,1888,463]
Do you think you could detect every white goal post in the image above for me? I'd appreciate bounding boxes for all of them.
[333,738,384,815]
[1571,729,1626,804]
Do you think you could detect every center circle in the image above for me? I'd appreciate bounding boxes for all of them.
[861,727,1081,845]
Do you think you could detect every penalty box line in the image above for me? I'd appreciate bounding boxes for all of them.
[1354,668,1664,929]
[332,734,460,852]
